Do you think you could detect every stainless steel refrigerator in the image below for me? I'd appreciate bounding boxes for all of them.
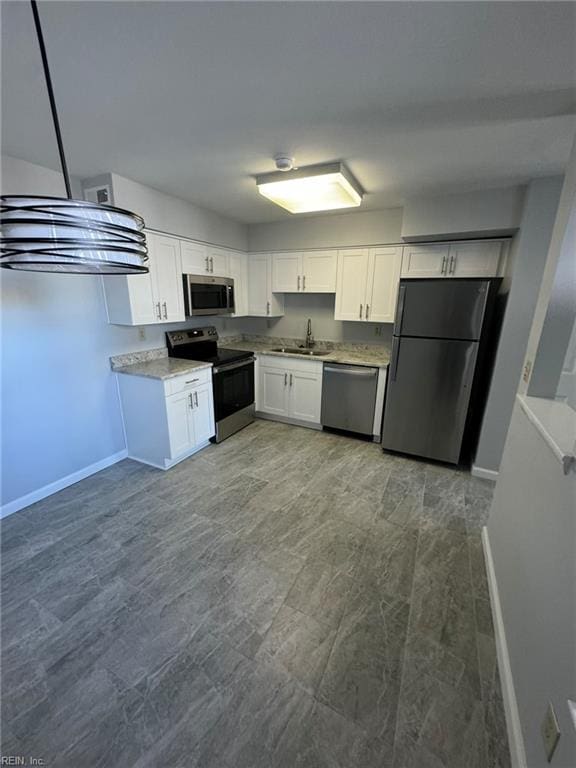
[381,278,500,464]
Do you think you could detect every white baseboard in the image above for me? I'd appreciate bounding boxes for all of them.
[482,527,527,768]
[0,449,128,519]
[471,464,499,481]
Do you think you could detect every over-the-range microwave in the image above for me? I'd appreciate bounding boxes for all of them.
[183,274,235,316]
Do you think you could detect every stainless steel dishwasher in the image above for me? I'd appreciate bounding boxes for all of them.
[321,363,379,437]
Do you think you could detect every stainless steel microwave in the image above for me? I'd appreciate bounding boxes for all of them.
[183,274,235,316]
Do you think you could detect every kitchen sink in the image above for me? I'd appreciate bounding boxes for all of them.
[271,347,330,356]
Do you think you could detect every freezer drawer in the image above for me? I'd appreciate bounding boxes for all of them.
[382,336,479,463]
[321,363,378,436]
[395,279,490,340]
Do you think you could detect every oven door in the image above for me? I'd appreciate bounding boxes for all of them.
[184,275,235,316]
[212,358,255,421]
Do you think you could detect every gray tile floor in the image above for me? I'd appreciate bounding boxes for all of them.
[1,420,511,767]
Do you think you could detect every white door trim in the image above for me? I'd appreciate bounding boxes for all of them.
[482,526,528,768]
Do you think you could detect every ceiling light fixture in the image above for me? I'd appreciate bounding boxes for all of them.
[0,1,148,274]
[256,161,363,214]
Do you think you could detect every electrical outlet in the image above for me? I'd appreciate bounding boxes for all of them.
[541,701,561,762]
[138,327,146,341]
[522,359,532,383]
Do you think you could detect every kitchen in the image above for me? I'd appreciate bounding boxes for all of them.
[1,3,575,768]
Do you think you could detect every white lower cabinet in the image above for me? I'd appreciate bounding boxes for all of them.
[117,367,215,469]
[257,355,322,425]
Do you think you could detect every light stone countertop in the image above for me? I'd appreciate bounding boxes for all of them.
[115,357,213,380]
[223,340,390,368]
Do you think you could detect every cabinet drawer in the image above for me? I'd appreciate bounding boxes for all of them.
[164,367,211,396]
[257,354,323,374]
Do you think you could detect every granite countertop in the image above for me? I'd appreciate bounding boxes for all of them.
[115,357,212,380]
[223,340,390,368]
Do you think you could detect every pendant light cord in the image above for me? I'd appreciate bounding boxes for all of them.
[30,0,72,199]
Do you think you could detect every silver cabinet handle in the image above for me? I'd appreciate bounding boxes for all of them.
[188,392,194,409]
[155,302,162,319]
[162,301,167,319]
[365,304,370,319]
[194,391,199,407]
[185,378,199,384]
[449,254,456,274]
[205,256,209,272]
[289,373,293,386]
[441,256,447,275]
[284,372,287,386]
[267,301,270,315]
[303,275,306,291]
[210,257,214,273]
[297,275,300,291]
[359,304,363,319]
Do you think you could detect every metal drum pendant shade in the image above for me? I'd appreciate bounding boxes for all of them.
[1,196,148,273]
[0,2,148,274]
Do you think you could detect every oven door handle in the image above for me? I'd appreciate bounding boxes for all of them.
[213,357,255,374]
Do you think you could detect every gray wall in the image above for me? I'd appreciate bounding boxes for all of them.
[84,172,249,251]
[0,156,244,512]
[401,185,525,241]
[474,177,563,474]
[248,208,403,251]
[228,293,393,347]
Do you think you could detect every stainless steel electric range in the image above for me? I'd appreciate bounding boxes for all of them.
[166,327,255,443]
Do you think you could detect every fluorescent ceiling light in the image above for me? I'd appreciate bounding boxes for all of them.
[256,162,363,214]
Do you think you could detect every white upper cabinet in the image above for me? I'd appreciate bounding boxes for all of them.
[448,241,503,277]
[207,247,229,277]
[335,247,401,323]
[248,254,285,317]
[401,241,504,278]
[272,252,301,292]
[272,250,337,293]
[228,251,248,317]
[334,249,370,321]
[103,230,184,325]
[365,247,403,323]
[302,250,337,292]
[149,234,184,322]
[181,241,209,274]
[401,245,449,278]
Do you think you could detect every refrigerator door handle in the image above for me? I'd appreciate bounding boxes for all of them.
[394,284,406,334]
[389,338,400,382]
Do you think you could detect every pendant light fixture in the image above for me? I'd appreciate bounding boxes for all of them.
[0,1,148,274]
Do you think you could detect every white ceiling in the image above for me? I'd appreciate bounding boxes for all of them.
[2,1,575,224]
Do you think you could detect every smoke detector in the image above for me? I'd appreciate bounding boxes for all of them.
[274,155,295,172]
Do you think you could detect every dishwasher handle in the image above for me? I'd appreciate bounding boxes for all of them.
[324,364,378,378]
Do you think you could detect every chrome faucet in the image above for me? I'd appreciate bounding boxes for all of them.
[305,318,314,348]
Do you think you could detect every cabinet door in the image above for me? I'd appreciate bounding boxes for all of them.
[228,251,248,317]
[181,241,209,274]
[449,242,502,277]
[288,369,322,423]
[191,383,215,444]
[166,391,195,458]
[401,245,449,278]
[208,248,229,277]
[260,367,289,416]
[366,247,402,323]
[248,254,270,315]
[272,253,301,293]
[150,234,184,322]
[302,250,337,293]
[126,271,156,324]
[334,249,370,321]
